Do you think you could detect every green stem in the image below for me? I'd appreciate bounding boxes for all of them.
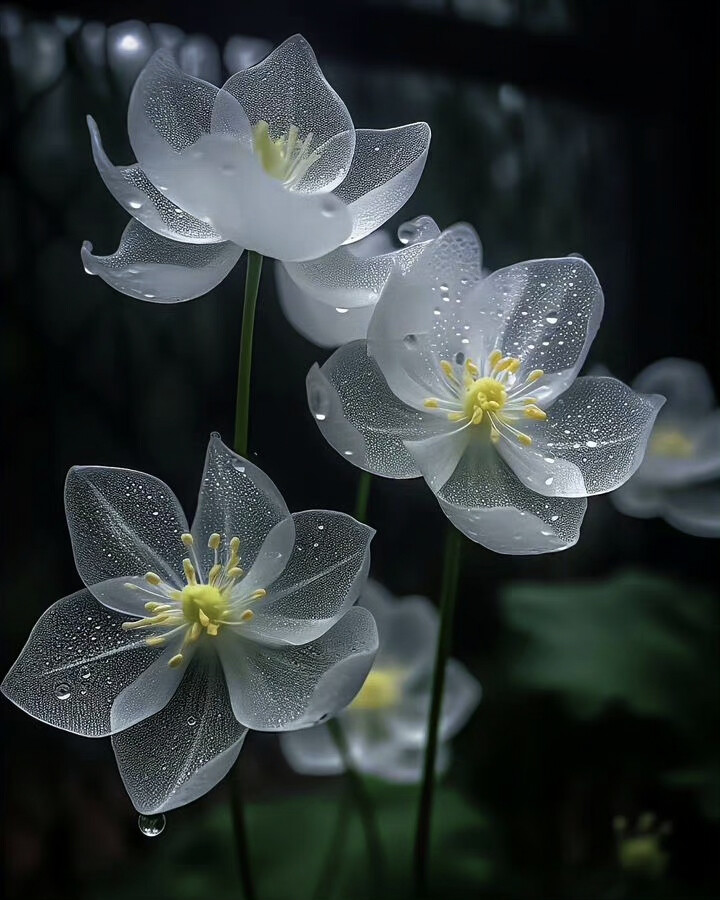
[311,787,353,900]
[327,718,386,897]
[233,251,264,456]
[354,471,372,524]
[230,763,258,900]
[413,526,463,897]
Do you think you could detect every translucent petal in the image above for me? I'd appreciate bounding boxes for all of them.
[610,478,665,519]
[506,376,665,497]
[433,441,588,553]
[81,220,242,303]
[404,429,472,493]
[218,606,378,731]
[361,586,438,679]
[335,124,431,243]
[86,116,223,244]
[633,411,720,487]
[222,34,355,193]
[276,261,375,348]
[664,486,720,538]
[65,465,188,588]
[242,511,374,646]
[223,35,273,73]
[191,433,292,580]
[107,21,153,93]
[1,590,168,738]
[178,34,222,85]
[367,223,485,409]
[307,340,450,478]
[112,653,247,814]
[91,576,179,618]
[280,723,343,775]
[633,358,715,416]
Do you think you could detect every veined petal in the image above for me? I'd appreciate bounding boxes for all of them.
[242,511,373,647]
[191,434,293,581]
[432,441,587,554]
[81,220,242,303]
[404,429,471,493]
[307,340,449,478]
[335,124,431,243]
[664,486,720,538]
[633,358,715,417]
[86,116,223,244]
[222,34,355,193]
[218,606,378,731]
[65,465,189,589]
[507,376,665,497]
[112,653,247,814]
[1,590,169,738]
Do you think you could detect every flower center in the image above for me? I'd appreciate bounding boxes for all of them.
[120,532,266,668]
[252,120,320,188]
[423,348,547,447]
[350,669,404,711]
[649,428,694,458]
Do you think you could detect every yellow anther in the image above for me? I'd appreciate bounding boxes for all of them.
[488,349,503,368]
[527,369,544,382]
[168,653,184,668]
[448,412,465,422]
[198,609,211,627]
[181,533,194,547]
[486,401,502,411]
[169,590,183,602]
[208,533,221,550]
[490,427,501,443]
[524,405,547,421]
[188,622,202,642]
[207,623,219,636]
[250,589,267,601]
[465,359,479,376]
[522,397,539,405]
[144,601,160,612]
[440,360,458,382]
[183,558,197,585]
[228,566,244,579]
[517,433,533,446]
[471,409,484,424]
[145,636,166,647]
[123,583,139,590]
[424,398,440,409]
[241,609,255,622]
[506,358,521,374]
[145,572,161,586]
[229,537,241,556]
[494,356,517,373]
[208,563,222,584]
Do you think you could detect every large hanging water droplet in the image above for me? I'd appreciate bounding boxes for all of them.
[138,814,166,837]
[54,683,72,700]
[397,221,418,245]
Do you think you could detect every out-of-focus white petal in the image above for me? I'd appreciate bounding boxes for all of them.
[1,590,169,737]
[404,429,471,493]
[65,465,188,589]
[190,434,292,580]
[81,220,242,303]
[664,486,720,538]
[218,606,378,731]
[610,478,666,519]
[178,35,222,85]
[634,411,720,487]
[223,35,273,73]
[633,358,715,417]
[280,723,344,775]
[112,654,247,814]
[432,441,587,553]
[362,588,438,679]
[107,21,153,93]
[242,511,373,646]
[307,340,449,478]
[504,377,665,497]
[222,34,355,193]
[86,116,223,244]
[334,124,431,243]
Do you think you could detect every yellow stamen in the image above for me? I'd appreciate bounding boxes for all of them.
[241,609,255,622]
[424,398,440,409]
[145,572,161,586]
[208,533,221,550]
[448,411,465,422]
[183,558,197,585]
[207,623,219,637]
[524,405,547,421]
[527,369,544,382]
[145,636,166,647]
[228,566,244,580]
[250,589,267,601]
[440,360,458,382]
[517,433,533,446]
[488,349,503,369]
[168,653,184,668]
[181,533,194,547]
[198,609,211,627]
[465,359,479,377]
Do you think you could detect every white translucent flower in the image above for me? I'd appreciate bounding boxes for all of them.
[281,580,480,782]
[2,434,377,814]
[611,358,720,537]
[276,216,443,348]
[307,223,665,554]
[81,34,431,302]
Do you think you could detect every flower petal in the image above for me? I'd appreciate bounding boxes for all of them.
[404,429,471,493]
[664,486,720,538]
[222,34,355,193]
[504,376,665,497]
[112,653,247,814]
[280,723,343,775]
[307,340,449,478]
[86,116,223,244]
[81,220,242,303]
[218,606,378,731]
[430,441,587,553]
[65,465,189,588]
[190,434,292,580]
[242,511,374,646]
[634,410,720,487]
[1,589,170,737]
[361,586,438,679]
[633,358,715,416]
[610,478,665,519]
[334,124,431,243]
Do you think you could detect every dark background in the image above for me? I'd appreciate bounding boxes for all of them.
[2,1,719,898]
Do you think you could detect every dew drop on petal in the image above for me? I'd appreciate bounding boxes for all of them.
[54,683,72,700]
[80,667,91,680]
[397,221,418,245]
[138,814,166,837]
[187,715,197,726]
[320,197,336,218]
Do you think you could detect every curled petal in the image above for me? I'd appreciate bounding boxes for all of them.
[633,358,715,416]
[1,590,169,738]
[611,479,665,519]
[664,486,720,538]
[112,654,247,814]
[65,465,188,589]
[280,723,343,775]
[307,340,449,478]
[222,34,355,193]
[335,124,431,243]
[219,606,378,731]
[404,429,471,493]
[243,511,374,646]
[81,220,242,303]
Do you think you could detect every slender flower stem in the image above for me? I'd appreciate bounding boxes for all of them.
[413,525,463,897]
[233,250,264,456]
[230,764,258,900]
[311,787,353,900]
[327,718,386,897]
[354,470,373,524]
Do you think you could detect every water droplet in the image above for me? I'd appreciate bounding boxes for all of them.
[544,477,554,486]
[138,814,166,837]
[403,334,418,348]
[54,683,72,700]
[187,715,197,726]
[128,200,143,210]
[397,222,418,245]
[335,307,349,314]
[320,197,336,217]
[586,440,598,448]
[80,667,91,680]
[545,313,558,325]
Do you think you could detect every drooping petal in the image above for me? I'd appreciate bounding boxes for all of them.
[502,376,665,497]
[633,358,715,417]
[242,511,374,646]
[428,441,588,554]
[191,433,293,581]
[112,653,247,814]
[86,116,223,244]
[334,124,431,243]
[1,590,169,738]
[280,722,343,775]
[610,478,666,519]
[404,429,472,493]
[222,34,355,193]
[307,340,450,478]
[361,587,439,679]
[218,606,378,731]
[664,486,720,538]
[633,410,720,487]
[81,220,242,303]
[65,465,189,589]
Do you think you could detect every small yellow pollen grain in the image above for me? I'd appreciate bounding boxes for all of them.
[145,636,166,647]
[181,533,194,547]
[517,433,533,446]
[465,359,479,376]
[527,369,544,382]
[145,572,161,586]
[486,400,502,411]
[440,360,458,381]
[228,566,244,579]
[208,563,222,584]
[144,601,160,612]
[241,609,255,622]
[471,409,484,425]
[183,558,197,585]
[168,653,184,668]
[424,398,440,409]
[524,405,547,421]
[208,533,221,550]
[488,349,503,368]
[448,411,465,422]
[250,589,267,601]
[198,609,211,627]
